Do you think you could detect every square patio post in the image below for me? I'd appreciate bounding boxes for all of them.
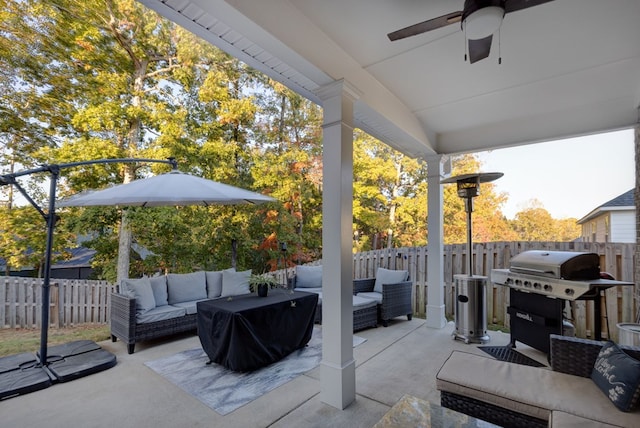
[317,79,359,409]
[426,155,447,328]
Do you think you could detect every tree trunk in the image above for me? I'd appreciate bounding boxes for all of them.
[231,239,237,269]
[115,60,146,283]
[386,161,401,248]
[116,208,132,283]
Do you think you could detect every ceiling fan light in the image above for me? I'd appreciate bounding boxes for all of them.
[462,6,504,40]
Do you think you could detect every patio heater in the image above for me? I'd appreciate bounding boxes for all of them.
[441,172,503,344]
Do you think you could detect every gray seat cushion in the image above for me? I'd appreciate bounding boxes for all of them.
[353,295,377,309]
[172,300,208,315]
[136,305,186,324]
[356,291,382,304]
[436,350,640,427]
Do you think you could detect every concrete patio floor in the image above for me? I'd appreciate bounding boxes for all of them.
[2,319,546,427]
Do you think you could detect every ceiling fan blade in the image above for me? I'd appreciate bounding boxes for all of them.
[468,35,493,64]
[504,0,556,14]
[387,11,463,41]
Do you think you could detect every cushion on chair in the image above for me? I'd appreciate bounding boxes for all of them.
[167,271,207,305]
[221,269,251,297]
[356,291,382,304]
[149,275,168,307]
[295,265,322,288]
[121,277,156,314]
[373,268,408,293]
[591,340,640,412]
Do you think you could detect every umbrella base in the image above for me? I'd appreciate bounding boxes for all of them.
[0,353,51,400]
[0,340,116,400]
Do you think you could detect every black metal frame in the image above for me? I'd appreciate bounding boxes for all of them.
[0,157,177,365]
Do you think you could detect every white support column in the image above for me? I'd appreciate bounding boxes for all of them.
[425,155,448,329]
[316,80,359,409]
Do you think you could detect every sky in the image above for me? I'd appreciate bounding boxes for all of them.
[475,129,635,220]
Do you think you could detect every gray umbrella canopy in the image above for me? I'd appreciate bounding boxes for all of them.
[58,170,275,207]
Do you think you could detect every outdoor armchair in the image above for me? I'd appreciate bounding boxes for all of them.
[354,268,413,327]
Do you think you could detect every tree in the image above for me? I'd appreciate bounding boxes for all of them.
[0,0,275,281]
[510,199,580,241]
[441,154,515,244]
[352,131,429,251]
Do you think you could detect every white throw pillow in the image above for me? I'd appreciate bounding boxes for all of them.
[221,269,251,297]
[296,265,322,288]
[373,268,408,293]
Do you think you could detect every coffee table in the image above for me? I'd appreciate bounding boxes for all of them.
[373,394,499,428]
[196,290,318,371]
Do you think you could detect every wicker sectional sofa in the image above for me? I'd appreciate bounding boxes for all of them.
[436,335,640,428]
[110,269,251,354]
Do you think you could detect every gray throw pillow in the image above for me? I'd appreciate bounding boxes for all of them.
[296,265,322,288]
[121,277,156,314]
[149,275,168,307]
[167,271,207,304]
[205,268,235,298]
[591,341,640,412]
[373,268,408,293]
[221,269,251,297]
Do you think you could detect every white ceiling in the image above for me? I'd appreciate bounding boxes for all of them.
[140,0,640,160]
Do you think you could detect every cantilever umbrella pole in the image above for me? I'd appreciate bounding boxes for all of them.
[0,157,177,366]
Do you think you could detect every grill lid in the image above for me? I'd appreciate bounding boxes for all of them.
[509,250,600,280]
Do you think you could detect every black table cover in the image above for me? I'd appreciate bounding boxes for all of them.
[196,290,318,371]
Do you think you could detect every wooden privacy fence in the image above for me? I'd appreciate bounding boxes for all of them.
[273,241,636,341]
[349,241,637,342]
[0,277,115,329]
[2,241,637,341]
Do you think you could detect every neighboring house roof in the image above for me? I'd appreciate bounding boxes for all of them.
[0,246,96,271]
[51,247,96,268]
[577,189,635,224]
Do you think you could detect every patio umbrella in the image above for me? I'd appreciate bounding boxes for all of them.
[57,170,275,207]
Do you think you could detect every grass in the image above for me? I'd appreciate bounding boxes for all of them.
[0,324,111,357]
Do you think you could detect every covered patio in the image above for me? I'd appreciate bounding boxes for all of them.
[136,0,640,410]
[4,319,543,427]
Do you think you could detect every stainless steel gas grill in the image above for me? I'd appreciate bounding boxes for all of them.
[492,250,634,353]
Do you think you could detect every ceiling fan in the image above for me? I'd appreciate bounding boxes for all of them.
[387,0,556,64]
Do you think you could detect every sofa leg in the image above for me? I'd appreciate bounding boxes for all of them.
[127,343,135,354]
[407,314,412,321]
[382,320,389,327]
[111,334,117,342]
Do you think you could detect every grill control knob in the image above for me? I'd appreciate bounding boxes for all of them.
[533,282,541,290]
[565,288,575,296]
[543,284,552,292]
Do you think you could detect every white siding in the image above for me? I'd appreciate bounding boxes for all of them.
[610,210,635,243]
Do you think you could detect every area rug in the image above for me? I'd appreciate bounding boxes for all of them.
[478,345,546,368]
[144,328,366,415]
